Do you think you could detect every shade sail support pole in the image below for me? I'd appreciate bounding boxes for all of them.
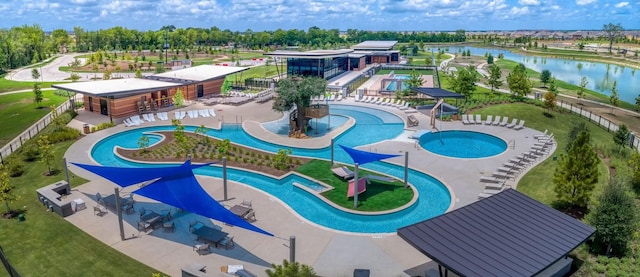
[115,187,125,241]
[289,236,296,263]
[353,163,359,208]
[223,157,228,201]
[330,138,334,166]
[404,151,409,188]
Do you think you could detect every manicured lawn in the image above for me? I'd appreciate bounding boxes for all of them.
[473,103,615,205]
[0,90,70,147]
[225,65,281,84]
[0,77,60,93]
[0,140,161,276]
[295,160,413,211]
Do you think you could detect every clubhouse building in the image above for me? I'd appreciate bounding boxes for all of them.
[53,65,248,119]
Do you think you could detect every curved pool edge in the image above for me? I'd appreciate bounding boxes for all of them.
[418,129,509,159]
[242,117,356,150]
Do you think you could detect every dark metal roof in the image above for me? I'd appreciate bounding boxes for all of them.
[398,189,595,277]
[411,87,465,98]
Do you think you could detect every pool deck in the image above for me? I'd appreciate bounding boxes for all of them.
[64,98,551,277]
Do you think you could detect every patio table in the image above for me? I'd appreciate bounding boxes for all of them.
[192,226,229,247]
[229,205,252,218]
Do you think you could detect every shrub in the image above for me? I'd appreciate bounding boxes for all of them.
[21,143,41,162]
[46,127,81,143]
[5,156,25,177]
[95,121,116,131]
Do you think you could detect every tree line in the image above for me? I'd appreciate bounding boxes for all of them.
[0,24,466,74]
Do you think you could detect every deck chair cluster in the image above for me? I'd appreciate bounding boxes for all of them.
[354,95,418,114]
[461,114,525,130]
[478,130,555,199]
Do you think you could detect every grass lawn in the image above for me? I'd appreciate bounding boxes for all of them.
[473,103,616,205]
[0,140,160,276]
[0,90,70,147]
[225,65,281,84]
[377,69,435,75]
[0,77,60,93]
[295,160,413,211]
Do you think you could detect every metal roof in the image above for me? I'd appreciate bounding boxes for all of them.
[412,87,466,99]
[264,49,353,59]
[351,40,398,50]
[398,189,595,277]
[52,78,179,97]
[151,64,248,82]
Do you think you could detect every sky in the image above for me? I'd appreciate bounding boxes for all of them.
[0,0,638,32]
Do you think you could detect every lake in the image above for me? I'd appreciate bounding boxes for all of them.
[441,46,639,104]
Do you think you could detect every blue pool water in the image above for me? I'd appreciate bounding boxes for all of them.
[419,130,507,158]
[385,74,411,91]
[262,114,349,138]
[90,105,451,233]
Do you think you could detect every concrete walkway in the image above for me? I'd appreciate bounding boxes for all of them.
[63,99,549,276]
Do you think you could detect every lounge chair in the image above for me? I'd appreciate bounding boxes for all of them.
[93,205,107,216]
[138,221,152,232]
[513,120,525,130]
[480,176,500,183]
[461,114,470,125]
[218,236,235,250]
[365,174,396,183]
[499,117,509,126]
[484,115,493,125]
[506,118,518,128]
[492,116,501,126]
[475,114,482,124]
[347,178,368,198]
[193,243,210,255]
[533,129,548,139]
[209,109,217,117]
[407,115,419,127]
[331,166,354,180]
[241,200,252,208]
[244,210,256,221]
[468,114,476,124]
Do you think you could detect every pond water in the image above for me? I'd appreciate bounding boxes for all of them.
[442,46,639,104]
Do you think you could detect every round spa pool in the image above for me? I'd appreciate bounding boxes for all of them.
[418,130,507,158]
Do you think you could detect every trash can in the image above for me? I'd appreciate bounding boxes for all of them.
[18,214,25,221]
[83,124,90,134]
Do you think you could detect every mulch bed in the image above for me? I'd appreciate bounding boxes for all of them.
[117,131,309,177]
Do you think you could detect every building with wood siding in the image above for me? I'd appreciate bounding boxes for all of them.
[53,65,247,119]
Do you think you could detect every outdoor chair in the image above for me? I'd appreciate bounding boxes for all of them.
[499,117,509,126]
[163,221,175,233]
[484,115,493,125]
[244,210,256,221]
[93,205,107,216]
[461,114,470,125]
[534,129,548,139]
[513,120,526,130]
[218,236,235,250]
[160,209,172,222]
[124,202,135,215]
[467,114,475,124]
[506,118,518,128]
[492,116,502,126]
[137,221,152,232]
[193,243,210,255]
[475,114,482,124]
[241,200,252,208]
[139,207,147,217]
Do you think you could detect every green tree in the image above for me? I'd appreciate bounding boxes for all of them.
[635,94,640,111]
[577,77,588,104]
[171,119,189,157]
[540,69,551,88]
[138,135,150,153]
[566,122,589,152]
[272,76,327,135]
[173,88,185,109]
[542,91,556,113]
[155,62,166,73]
[487,54,494,64]
[603,23,624,53]
[273,149,292,170]
[553,131,599,209]
[448,65,477,98]
[406,69,424,89]
[613,124,630,148]
[486,64,503,94]
[221,79,232,93]
[506,63,532,97]
[266,259,318,277]
[70,72,81,82]
[588,176,638,256]
[32,68,43,107]
[37,135,55,175]
[0,165,17,214]
[194,124,210,145]
[547,77,558,95]
[609,81,619,114]
[217,138,231,155]
[134,68,142,78]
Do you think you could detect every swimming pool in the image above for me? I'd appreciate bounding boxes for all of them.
[89,105,451,233]
[385,74,410,91]
[418,130,507,158]
[262,113,350,138]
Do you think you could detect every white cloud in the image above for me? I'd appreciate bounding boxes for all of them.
[614,2,629,7]
[576,0,597,5]
[510,6,530,15]
[519,0,540,5]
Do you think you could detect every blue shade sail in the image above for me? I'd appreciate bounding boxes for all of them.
[72,160,273,236]
[338,144,400,165]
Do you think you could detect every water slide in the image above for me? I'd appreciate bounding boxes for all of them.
[430,99,445,128]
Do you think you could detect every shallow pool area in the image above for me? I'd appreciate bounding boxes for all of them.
[262,113,349,138]
[89,105,452,233]
[418,130,507,158]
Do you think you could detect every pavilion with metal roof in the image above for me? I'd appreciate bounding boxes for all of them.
[398,189,595,277]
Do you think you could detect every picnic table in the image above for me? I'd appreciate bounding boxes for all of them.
[141,211,162,229]
[229,205,252,218]
[192,226,229,247]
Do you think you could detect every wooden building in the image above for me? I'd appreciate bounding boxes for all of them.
[53,65,248,119]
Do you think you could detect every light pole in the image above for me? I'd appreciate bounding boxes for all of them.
[164,30,169,64]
